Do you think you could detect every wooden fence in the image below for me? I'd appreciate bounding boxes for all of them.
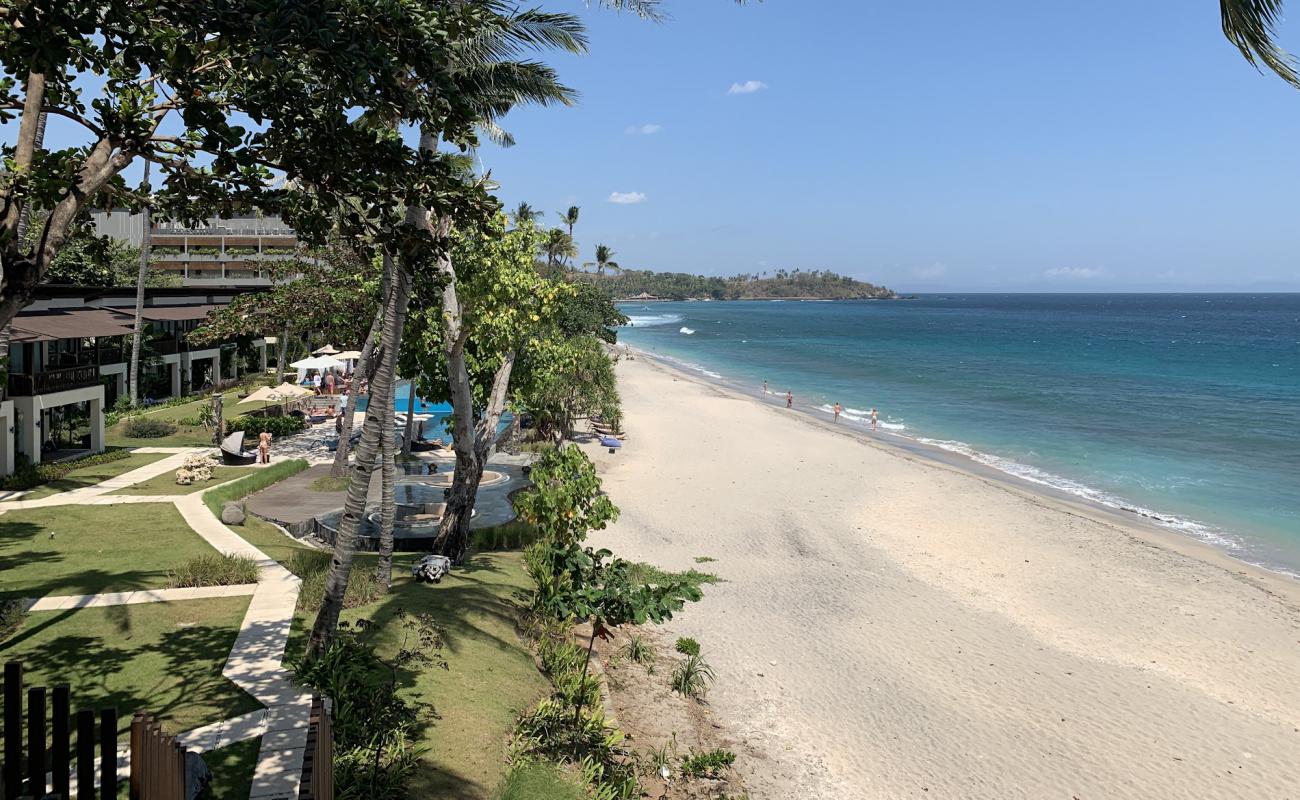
[299,694,334,800]
[128,714,186,800]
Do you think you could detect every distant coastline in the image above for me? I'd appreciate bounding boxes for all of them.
[575,268,896,302]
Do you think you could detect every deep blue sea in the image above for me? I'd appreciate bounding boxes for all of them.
[616,295,1300,576]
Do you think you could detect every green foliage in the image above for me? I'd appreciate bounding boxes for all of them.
[577,268,896,301]
[625,563,718,592]
[618,634,655,668]
[167,554,260,588]
[495,762,585,800]
[670,653,715,700]
[515,445,618,547]
[554,283,628,344]
[123,417,178,439]
[0,449,131,491]
[680,748,736,780]
[308,475,351,492]
[473,520,542,552]
[516,335,621,441]
[674,637,700,657]
[202,459,310,517]
[287,550,383,612]
[227,415,306,438]
[0,598,27,643]
[292,614,444,798]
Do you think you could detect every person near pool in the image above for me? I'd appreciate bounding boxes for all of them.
[833,402,841,423]
[258,430,273,464]
[870,408,878,432]
[786,391,793,409]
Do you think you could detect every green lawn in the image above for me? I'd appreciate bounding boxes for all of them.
[0,597,260,736]
[19,452,171,500]
[106,389,283,448]
[108,466,260,497]
[0,503,220,599]
[205,737,260,799]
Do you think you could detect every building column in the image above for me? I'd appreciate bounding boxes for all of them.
[259,342,268,373]
[170,360,182,397]
[116,371,127,399]
[0,403,14,477]
[88,394,104,454]
[211,353,222,387]
[16,403,41,466]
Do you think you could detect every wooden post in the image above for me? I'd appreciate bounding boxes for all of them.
[99,708,117,800]
[3,661,21,799]
[75,710,94,800]
[27,686,46,797]
[53,685,71,798]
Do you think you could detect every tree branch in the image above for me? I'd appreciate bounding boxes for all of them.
[1,101,106,139]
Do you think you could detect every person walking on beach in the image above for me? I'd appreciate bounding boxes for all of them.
[870,408,878,432]
[762,379,768,396]
[258,430,273,464]
[786,391,793,409]
[833,402,841,423]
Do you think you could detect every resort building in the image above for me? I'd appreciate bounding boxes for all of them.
[92,211,303,287]
[2,286,269,475]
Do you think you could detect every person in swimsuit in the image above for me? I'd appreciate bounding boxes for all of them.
[786,391,793,409]
[833,402,841,423]
[870,408,878,432]
[258,430,273,464]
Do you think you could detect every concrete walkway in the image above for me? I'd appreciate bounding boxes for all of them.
[2,448,313,799]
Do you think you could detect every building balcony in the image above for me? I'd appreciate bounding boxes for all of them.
[7,365,102,397]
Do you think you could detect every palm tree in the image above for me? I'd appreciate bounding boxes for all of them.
[128,160,152,407]
[1220,0,1300,87]
[542,227,576,277]
[556,205,580,266]
[585,243,619,276]
[513,201,541,227]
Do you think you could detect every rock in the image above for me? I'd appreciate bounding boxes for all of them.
[184,751,211,800]
[220,502,246,526]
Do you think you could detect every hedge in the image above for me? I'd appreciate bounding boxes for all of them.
[228,415,306,438]
[203,458,310,517]
[0,449,132,492]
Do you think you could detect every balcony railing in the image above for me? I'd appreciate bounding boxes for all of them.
[7,365,102,397]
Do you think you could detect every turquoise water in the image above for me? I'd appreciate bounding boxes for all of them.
[354,380,509,440]
[618,295,1300,575]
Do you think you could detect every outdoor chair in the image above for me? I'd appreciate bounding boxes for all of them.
[220,431,258,465]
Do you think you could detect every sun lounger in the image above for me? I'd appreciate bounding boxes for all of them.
[220,431,257,465]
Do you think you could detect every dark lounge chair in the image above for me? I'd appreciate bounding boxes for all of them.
[220,431,258,465]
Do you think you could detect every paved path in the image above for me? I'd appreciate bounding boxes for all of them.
[2,447,313,799]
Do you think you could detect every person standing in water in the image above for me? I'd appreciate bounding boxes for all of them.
[762,379,768,396]
[786,391,793,409]
[870,408,878,432]
[833,402,842,423]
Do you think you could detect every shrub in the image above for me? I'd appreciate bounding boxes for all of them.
[0,449,132,492]
[680,748,735,780]
[288,550,383,611]
[123,417,177,438]
[229,415,306,438]
[167,553,260,587]
[618,634,655,668]
[674,637,700,657]
[473,520,541,552]
[670,654,714,700]
[1,598,27,643]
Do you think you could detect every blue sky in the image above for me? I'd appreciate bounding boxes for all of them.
[476,0,1300,292]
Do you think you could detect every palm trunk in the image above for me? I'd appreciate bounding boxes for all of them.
[277,325,290,383]
[435,351,515,562]
[306,261,410,658]
[400,376,417,456]
[331,311,381,477]
[377,374,398,590]
[128,160,152,406]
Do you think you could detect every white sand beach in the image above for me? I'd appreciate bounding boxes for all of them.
[585,354,1300,799]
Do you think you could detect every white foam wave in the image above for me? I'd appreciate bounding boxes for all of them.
[679,327,695,335]
[624,313,683,328]
[816,403,905,429]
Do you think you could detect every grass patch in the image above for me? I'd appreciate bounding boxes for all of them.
[108,465,259,496]
[0,597,260,735]
[167,553,260,588]
[308,475,350,493]
[494,762,584,800]
[203,459,311,517]
[204,736,260,800]
[693,555,717,564]
[231,516,315,569]
[624,562,719,592]
[0,503,225,599]
[288,550,383,612]
[18,452,171,500]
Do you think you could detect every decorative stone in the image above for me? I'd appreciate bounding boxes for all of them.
[221,501,246,526]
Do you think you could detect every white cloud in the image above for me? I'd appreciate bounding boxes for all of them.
[625,123,663,135]
[1043,266,1104,279]
[727,80,768,95]
[607,191,647,205]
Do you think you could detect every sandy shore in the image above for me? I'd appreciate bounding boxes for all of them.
[583,354,1300,799]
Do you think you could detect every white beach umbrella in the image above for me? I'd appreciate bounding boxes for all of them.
[289,355,344,371]
[272,382,314,398]
[240,386,289,404]
[312,344,340,355]
[334,350,363,361]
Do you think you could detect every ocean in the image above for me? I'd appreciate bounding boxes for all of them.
[616,294,1300,576]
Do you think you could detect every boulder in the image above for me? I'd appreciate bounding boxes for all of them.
[220,501,246,526]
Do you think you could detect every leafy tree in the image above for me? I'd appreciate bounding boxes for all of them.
[556,205,580,267]
[516,444,619,547]
[585,243,620,276]
[555,282,629,344]
[517,334,621,443]
[541,227,577,278]
[513,201,542,226]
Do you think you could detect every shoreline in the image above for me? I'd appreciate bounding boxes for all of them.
[587,352,1300,798]
[621,342,1299,583]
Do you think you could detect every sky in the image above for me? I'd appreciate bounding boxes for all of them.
[472,0,1300,292]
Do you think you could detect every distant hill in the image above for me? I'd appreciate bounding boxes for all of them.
[574,269,896,301]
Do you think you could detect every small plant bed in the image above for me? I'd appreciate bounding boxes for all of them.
[202,736,260,800]
[107,416,216,448]
[0,596,262,736]
[0,503,229,599]
[167,553,261,588]
[108,465,260,496]
[13,451,170,499]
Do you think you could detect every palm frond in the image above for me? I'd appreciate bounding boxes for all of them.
[1221,0,1300,87]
